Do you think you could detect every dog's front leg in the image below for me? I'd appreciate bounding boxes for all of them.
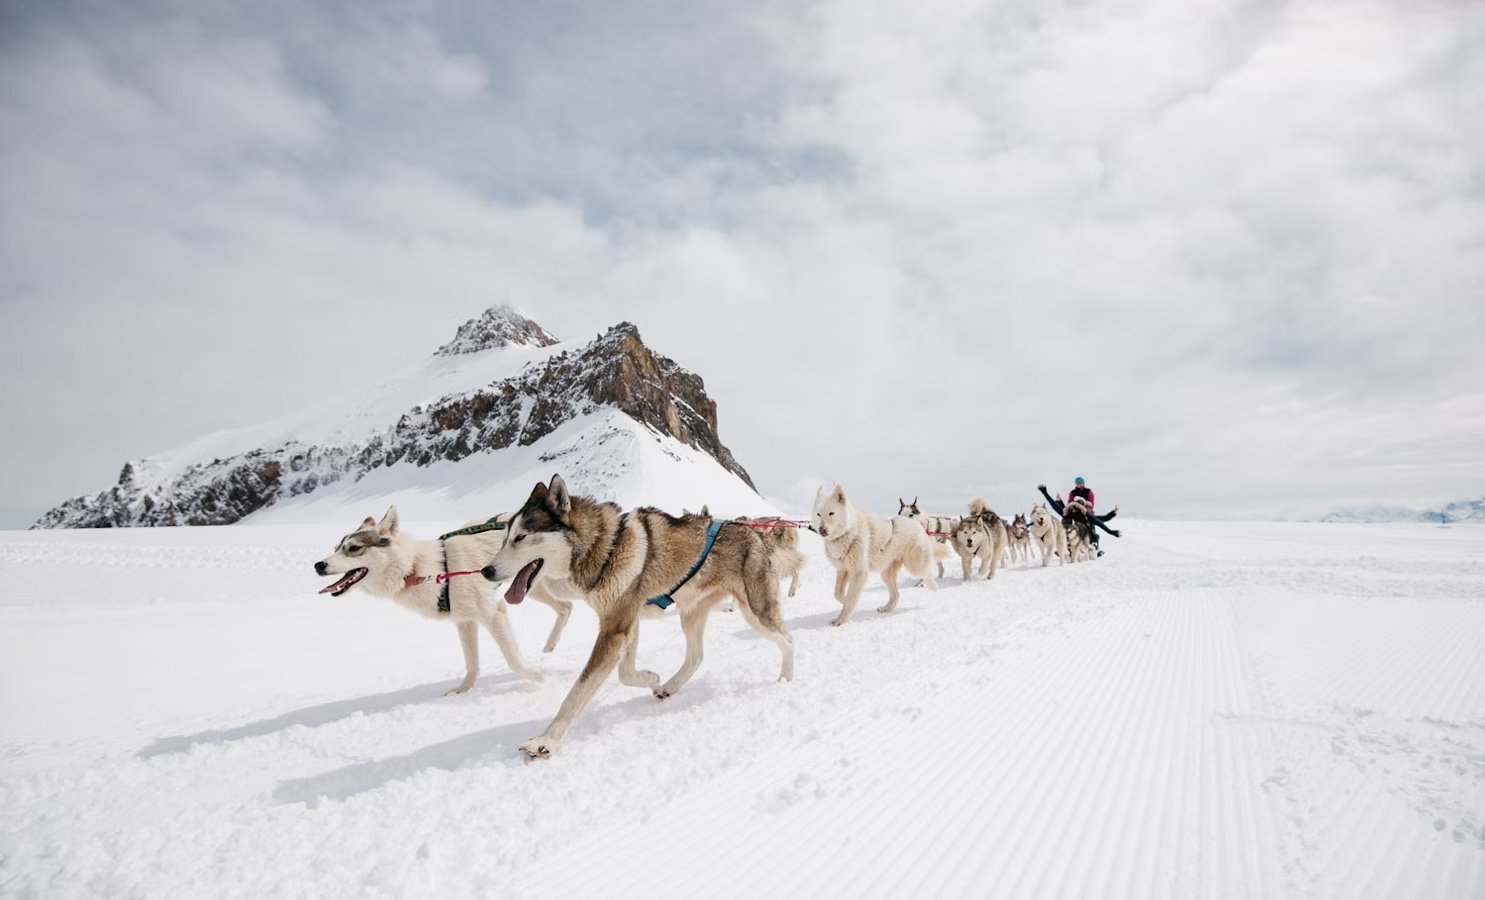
[788,571,800,598]
[617,619,660,691]
[832,567,849,602]
[832,569,865,626]
[520,623,630,759]
[482,605,543,683]
[528,583,573,653]
[447,621,480,695]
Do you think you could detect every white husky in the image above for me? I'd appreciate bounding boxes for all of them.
[1028,502,1067,567]
[814,484,940,626]
[314,506,577,694]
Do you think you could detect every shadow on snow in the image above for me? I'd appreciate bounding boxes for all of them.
[137,672,524,758]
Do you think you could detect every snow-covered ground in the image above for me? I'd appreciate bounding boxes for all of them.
[2,520,1482,898]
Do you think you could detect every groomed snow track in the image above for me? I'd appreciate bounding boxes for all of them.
[1,521,1482,898]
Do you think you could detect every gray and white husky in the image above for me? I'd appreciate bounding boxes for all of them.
[313,507,578,694]
[1028,502,1067,567]
[1007,513,1033,565]
[481,475,794,759]
[951,497,1010,581]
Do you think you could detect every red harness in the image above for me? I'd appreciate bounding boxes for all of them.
[404,570,484,590]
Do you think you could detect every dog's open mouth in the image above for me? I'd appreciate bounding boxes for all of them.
[504,559,544,605]
[319,567,368,596]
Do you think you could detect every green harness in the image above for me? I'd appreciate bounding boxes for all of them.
[435,517,508,614]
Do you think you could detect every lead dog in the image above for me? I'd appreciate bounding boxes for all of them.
[815,484,940,625]
[313,506,576,694]
[482,475,794,759]
[1028,502,1067,567]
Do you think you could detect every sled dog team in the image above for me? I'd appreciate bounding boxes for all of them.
[314,475,1094,759]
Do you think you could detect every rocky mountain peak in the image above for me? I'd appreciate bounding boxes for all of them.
[35,312,756,527]
[434,304,558,357]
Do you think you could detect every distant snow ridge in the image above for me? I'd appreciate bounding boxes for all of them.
[434,304,557,356]
[35,308,756,528]
[1321,497,1485,523]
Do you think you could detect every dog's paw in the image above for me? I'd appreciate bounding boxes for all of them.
[830,616,847,627]
[543,642,559,653]
[876,604,894,613]
[519,737,554,760]
[444,681,475,696]
[653,686,673,701]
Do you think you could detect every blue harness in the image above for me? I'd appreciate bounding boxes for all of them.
[646,521,725,609]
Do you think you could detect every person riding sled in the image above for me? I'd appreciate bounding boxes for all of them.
[1038,477,1120,556]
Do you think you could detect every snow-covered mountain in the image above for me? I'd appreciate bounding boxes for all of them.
[1320,497,1485,524]
[35,306,771,527]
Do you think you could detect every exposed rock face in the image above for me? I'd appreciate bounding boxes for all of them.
[35,312,755,528]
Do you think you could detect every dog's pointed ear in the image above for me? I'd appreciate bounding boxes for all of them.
[525,480,550,510]
[912,496,919,508]
[361,516,376,530]
[377,506,399,536]
[832,483,847,503]
[898,497,905,509]
[547,474,571,518]
[700,504,710,518]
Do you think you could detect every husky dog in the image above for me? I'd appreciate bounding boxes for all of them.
[897,497,960,540]
[897,497,957,580]
[735,517,807,598]
[952,497,1010,580]
[1063,498,1095,563]
[482,475,794,759]
[313,507,575,694]
[1007,513,1032,564]
[815,484,940,625]
[1028,502,1067,566]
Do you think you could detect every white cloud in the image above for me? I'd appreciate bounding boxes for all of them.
[1,0,1482,525]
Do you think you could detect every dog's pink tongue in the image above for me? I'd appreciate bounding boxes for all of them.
[504,561,539,604]
[318,573,354,595]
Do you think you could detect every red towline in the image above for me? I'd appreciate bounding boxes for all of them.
[734,517,811,530]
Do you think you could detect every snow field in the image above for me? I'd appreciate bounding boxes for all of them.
[1,521,1482,898]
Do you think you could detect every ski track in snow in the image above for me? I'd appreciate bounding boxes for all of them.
[1,521,1482,898]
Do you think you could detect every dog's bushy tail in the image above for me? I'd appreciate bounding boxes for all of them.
[968,497,990,516]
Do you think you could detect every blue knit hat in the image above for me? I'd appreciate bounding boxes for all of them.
[1075,476,1085,484]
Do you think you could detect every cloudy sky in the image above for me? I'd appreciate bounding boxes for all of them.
[2,0,1483,526]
